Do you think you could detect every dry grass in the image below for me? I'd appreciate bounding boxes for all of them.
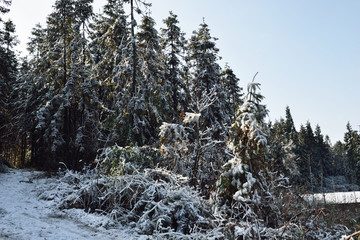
[314,202,360,232]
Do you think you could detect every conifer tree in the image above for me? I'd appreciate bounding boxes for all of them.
[284,106,297,142]
[229,80,268,173]
[119,14,165,145]
[20,24,49,167]
[332,140,349,177]
[215,80,268,219]
[344,122,360,184]
[160,11,188,122]
[128,14,165,145]
[297,122,318,189]
[0,2,18,163]
[187,20,228,128]
[24,0,98,169]
[0,0,10,21]
[90,0,128,107]
[97,1,156,147]
[186,21,230,190]
[89,0,129,147]
[268,118,299,183]
[313,125,333,186]
[220,63,243,120]
[8,58,34,167]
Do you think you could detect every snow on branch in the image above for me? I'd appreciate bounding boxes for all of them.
[183,112,201,124]
[197,87,217,113]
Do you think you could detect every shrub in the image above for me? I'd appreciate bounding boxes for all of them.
[97,145,163,175]
[53,167,213,235]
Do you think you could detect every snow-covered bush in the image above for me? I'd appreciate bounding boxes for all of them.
[97,145,163,175]
[214,164,353,239]
[159,122,191,175]
[38,166,351,239]
[159,110,228,197]
[214,166,342,238]
[46,167,214,235]
[214,158,255,208]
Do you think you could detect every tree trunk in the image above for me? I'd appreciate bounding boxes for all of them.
[131,0,137,96]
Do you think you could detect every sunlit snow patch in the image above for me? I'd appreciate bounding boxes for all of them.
[303,191,360,204]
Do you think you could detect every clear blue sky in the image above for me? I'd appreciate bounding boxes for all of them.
[7,0,360,143]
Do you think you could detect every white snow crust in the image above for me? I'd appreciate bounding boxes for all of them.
[303,191,360,204]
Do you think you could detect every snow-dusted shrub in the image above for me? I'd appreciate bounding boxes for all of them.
[301,224,350,240]
[253,170,302,229]
[213,158,300,238]
[214,164,352,239]
[38,168,102,211]
[214,158,255,208]
[159,119,228,197]
[52,167,213,235]
[213,158,263,239]
[159,122,191,175]
[97,145,163,175]
[109,169,212,234]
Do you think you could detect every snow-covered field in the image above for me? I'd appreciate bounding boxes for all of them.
[304,191,360,204]
[0,169,142,240]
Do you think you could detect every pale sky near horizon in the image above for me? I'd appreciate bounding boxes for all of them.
[6,0,360,143]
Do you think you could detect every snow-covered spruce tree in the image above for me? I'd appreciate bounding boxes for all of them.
[7,59,33,167]
[20,23,57,168]
[187,20,230,128]
[160,11,188,122]
[213,81,308,238]
[313,125,333,183]
[68,0,102,165]
[0,0,21,163]
[214,79,268,216]
[136,14,167,137]
[284,106,298,142]
[185,20,230,193]
[158,92,225,195]
[30,0,76,169]
[220,63,243,121]
[230,79,268,173]
[27,0,101,170]
[89,0,128,124]
[111,13,165,146]
[0,13,19,164]
[332,140,349,177]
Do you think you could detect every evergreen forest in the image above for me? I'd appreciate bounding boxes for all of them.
[1,0,360,238]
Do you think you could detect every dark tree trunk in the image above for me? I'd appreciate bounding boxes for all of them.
[131,0,137,97]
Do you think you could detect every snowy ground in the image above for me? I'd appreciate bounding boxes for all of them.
[303,191,360,204]
[0,169,142,240]
[1,169,356,240]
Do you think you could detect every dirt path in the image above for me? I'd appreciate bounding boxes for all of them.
[0,169,131,240]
